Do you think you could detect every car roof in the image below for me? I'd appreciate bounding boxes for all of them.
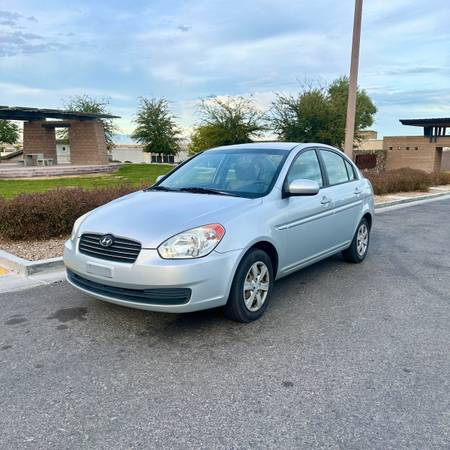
[207,142,334,152]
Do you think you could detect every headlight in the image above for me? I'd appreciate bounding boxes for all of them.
[158,224,225,259]
[70,213,89,240]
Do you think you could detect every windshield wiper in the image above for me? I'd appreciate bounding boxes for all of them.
[146,185,178,192]
[179,187,238,197]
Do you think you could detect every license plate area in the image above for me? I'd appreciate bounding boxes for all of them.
[86,262,113,278]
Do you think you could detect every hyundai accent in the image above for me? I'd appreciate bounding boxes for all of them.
[64,143,374,322]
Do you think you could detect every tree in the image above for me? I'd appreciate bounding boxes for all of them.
[328,77,377,147]
[189,96,265,154]
[0,120,20,145]
[131,97,181,155]
[269,77,376,148]
[62,95,118,149]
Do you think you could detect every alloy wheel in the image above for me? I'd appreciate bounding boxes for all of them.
[356,223,369,257]
[243,261,270,312]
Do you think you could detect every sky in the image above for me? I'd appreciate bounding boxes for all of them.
[1,0,449,140]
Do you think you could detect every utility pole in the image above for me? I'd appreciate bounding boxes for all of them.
[344,0,363,159]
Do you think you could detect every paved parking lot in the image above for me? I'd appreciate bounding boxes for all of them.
[1,199,449,449]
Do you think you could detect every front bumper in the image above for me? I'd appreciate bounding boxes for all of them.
[63,238,241,313]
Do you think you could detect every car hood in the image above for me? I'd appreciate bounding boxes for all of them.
[78,190,255,248]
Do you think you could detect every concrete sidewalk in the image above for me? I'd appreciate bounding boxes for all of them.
[0,268,65,294]
[374,184,450,206]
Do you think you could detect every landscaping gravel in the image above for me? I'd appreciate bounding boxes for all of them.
[0,185,449,262]
[0,236,66,261]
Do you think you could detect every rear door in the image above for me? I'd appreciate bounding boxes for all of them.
[318,148,363,248]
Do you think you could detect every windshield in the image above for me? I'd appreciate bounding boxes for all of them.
[155,148,287,198]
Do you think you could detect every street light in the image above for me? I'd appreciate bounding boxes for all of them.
[344,0,363,159]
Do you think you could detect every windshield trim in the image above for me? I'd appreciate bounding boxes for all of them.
[150,148,289,199]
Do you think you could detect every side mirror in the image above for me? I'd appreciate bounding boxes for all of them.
[285,178,320,197]
[156,175,165,183]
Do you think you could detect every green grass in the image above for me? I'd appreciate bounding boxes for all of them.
[0,164,173,199]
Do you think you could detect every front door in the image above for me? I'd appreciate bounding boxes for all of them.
[280,149,335,273]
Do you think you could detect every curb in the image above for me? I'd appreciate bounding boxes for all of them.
[0,249,64,276]
[1,191,448,278]
[375,191,450,210]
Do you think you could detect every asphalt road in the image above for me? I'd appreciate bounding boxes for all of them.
[1,199,449,449]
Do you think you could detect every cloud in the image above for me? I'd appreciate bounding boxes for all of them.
[0,30,67,57]
[0,10,22,22]
[0,0,449,139]
[177,24,191,32]
[0,19,15,26]
[376,67,444,76]
[372,88,450,107]
[0,9,38,26]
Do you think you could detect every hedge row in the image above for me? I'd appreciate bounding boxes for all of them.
[366,168,450,196]
[0,168,449,241]
[0,185,140,241]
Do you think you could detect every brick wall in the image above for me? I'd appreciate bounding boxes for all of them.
[383,136,450,172]
[23,120,57,159]
[68,120,108,165]
[441,149,450,171]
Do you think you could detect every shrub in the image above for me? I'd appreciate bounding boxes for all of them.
[0,185,141,241]
[429,171,450,186]
[366,168,432,195]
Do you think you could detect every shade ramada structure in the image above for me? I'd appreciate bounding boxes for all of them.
[0,105,120,165]
[400,117,450,143]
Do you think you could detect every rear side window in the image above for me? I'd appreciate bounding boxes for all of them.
[287,150,323,187]
[320,150,350,185]
[345,160,356,180]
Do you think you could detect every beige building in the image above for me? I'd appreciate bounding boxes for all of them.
[356,118,450,173]
[111,144,189,164]
[356,130,383,151]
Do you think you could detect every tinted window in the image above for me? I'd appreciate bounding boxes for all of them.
[287,150,323,187]
[321,150,350,185]
[158,149,287,198]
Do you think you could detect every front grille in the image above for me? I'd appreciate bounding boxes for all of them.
[67,270,191,305]
[79,233,141,263]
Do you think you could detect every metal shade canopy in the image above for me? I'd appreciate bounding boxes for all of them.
[400,118,450,127]
[400,117,450,142]
[0,105,120,121]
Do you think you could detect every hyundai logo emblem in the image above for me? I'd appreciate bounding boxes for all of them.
[99,234,114,247]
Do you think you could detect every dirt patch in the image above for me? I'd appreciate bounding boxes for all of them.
[0,236,67,261]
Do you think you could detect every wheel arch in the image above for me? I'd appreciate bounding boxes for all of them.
[362,211,373,229]
[245,240,279,277]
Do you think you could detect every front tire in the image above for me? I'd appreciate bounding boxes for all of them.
[224,249,274,322]
[342,217,370,263]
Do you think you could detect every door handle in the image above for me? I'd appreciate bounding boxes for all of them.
[354,187,362,195]
[321,196,331,206]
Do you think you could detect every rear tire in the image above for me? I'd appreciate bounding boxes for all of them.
[224,249,274,323]
[342,218,370,263]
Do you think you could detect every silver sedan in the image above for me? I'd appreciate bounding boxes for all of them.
[64,143,374,322]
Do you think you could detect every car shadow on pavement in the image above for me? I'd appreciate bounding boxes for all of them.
[71,253,347,345]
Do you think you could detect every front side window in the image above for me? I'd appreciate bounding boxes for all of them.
[320,150,350,185]
[287,150,323,187]
[156,148,287,198]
